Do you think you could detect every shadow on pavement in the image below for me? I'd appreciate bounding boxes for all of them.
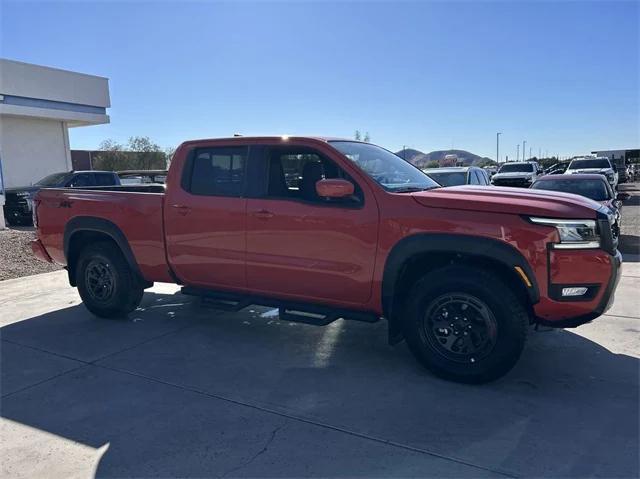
[1,291,639,477]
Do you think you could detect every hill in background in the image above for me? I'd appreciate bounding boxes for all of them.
[395,148,494,167]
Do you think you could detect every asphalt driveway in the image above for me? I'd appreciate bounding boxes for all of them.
[1,257,639,478]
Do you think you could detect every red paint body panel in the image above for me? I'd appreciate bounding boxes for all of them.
[35,188,171,283]
[31,239,52,263]
[34,136,620,327]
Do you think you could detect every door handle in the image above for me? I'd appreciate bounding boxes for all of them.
[170,204,191,216]
[252,209,274,219]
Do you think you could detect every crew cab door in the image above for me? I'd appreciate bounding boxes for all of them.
[164,145,248,289]
[245,142,379,305]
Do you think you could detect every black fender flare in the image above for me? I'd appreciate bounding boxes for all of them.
[64,216,144,285]
[381,233,540,320]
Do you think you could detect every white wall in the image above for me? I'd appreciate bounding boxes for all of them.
[1,59,110,108]
[0,116,71,188]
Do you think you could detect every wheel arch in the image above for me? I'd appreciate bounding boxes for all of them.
[382,234,539,343]
[64,216,145,287]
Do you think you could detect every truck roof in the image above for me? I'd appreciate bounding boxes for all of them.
[179,135,356,146]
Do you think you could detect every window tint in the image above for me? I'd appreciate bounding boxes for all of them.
[68,173,93,187]
[498,163,534,173]
[266,147,361,204]
[425,171,467,187]
[190,147,247,196]
[94,173,117,186]
[532,179,611,201]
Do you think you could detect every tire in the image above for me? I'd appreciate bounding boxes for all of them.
[76,241,144,318]
[402,266,529,384]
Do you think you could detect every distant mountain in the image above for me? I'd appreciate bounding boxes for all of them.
[395,148,494,167]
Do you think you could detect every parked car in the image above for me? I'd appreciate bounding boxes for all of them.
[491,162,540,187]
[31,136,621,384]
[117,169,168,185]
[423,166,490,186]
[565,157,618,190]
[531,174,630,240]
[3,170,120,226]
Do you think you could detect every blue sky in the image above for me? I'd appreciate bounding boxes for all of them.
[2,0,638,160]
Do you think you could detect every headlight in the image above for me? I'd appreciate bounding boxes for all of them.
[529,217,600,249]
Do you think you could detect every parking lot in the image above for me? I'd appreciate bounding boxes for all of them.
[1,185,638,478]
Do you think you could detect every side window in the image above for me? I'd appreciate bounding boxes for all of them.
[265,147,362,205]
[68,173,93,187]
[469,170,480,185]
[94,173,117,186]
[189,147,247,197]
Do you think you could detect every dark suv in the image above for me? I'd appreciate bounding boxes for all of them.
[3,170,120,225]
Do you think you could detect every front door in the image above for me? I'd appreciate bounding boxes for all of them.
[246,144,379,305]
[165,145,248,290]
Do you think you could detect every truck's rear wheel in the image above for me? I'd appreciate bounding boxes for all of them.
[402,266,529,384]
[76,241,144,318]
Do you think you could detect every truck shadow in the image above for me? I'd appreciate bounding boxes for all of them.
[1,292,638,477]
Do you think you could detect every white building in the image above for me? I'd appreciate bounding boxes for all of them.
[0,59,110,228]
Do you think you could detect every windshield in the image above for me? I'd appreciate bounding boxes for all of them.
[425,171,467,186]
[330,141,439,192]
[569,159,611,170]
[498,163,534,173]
[532,178,611,201]
[35,172,70,186]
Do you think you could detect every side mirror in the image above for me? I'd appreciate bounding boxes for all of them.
[316,178,354,198]
[616,192,631,201]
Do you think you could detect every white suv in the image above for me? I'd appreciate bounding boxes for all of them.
[565,157,618,190]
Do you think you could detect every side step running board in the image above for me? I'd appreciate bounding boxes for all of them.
[181,286,380,326]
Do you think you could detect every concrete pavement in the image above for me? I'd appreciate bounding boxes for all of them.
[1,262,639,478]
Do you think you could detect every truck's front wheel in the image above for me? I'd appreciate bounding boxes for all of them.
[402,266,529,384]
[76,241,144,318]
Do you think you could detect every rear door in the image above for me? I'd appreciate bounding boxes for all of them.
[164,145,248,290]
[245,142,379,305]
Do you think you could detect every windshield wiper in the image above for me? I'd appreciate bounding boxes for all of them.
[392,186,439,193]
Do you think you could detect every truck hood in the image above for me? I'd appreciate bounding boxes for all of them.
[492,171,534,179]
[566,168,612,175]
[411,186,602,218]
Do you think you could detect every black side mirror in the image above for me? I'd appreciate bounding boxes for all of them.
[616,192,631,202]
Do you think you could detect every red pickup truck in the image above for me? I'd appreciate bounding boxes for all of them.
[32,137,622,383]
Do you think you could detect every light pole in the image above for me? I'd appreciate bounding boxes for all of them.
[517,144,520,162]
[523,140,527,161]
[496,132,502,166]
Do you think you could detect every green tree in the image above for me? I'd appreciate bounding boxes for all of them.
[127,136,166,170]
[354,130,371,142]
[477,159,497,168]
[425,160,439,168]
[92,139,130,171]
[92,136,169,171]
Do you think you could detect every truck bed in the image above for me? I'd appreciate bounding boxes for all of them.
[36,187,172,283]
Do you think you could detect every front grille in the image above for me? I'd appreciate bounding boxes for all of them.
[493,178,531,187]
[4,192,28,208]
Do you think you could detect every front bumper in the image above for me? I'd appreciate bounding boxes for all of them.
[3,203,33,222]
[535,250,622,328]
